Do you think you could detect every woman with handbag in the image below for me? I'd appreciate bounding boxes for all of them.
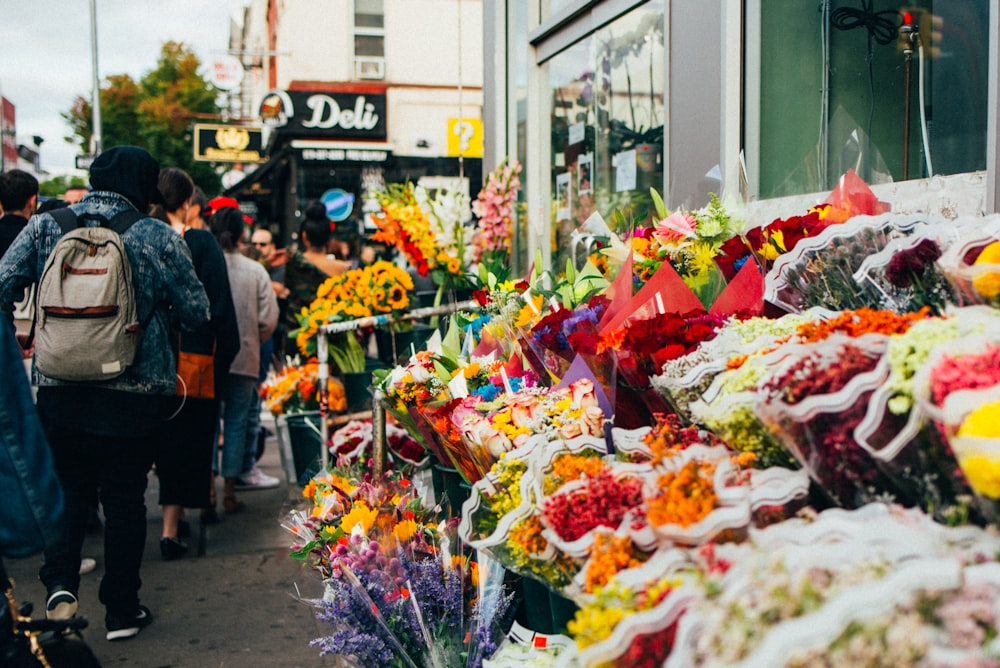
[152,169,240,559]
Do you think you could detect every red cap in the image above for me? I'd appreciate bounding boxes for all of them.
[205,196,241,216]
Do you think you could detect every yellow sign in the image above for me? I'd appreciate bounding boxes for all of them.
[193,124,265,163]
[446,118,483,158]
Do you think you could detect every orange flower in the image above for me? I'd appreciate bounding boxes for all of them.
[646,461,718,527]
[584,533,645,593]
[796,307,931,343]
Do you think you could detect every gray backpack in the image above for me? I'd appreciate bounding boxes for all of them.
[33,208,145,381]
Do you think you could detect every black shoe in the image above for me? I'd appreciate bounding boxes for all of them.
[106,605,153,641]
[160,537,188,561]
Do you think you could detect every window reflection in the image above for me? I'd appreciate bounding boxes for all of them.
[547,3,665,271]
[751,0,989,200]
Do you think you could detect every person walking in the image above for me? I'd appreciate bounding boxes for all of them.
[152,168,240,555]
[0,146,211,641]
[0,170,38,258]
[209,206,279,511]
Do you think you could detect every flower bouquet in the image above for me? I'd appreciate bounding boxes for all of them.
[291,259,415,357]
[651,312,813,423]
[376,350,460,464]
[754,334,901,508]
[471,157,522,276]
[537,465,646,559]
[290,459,516,668]
[626,190,745,308]
[852,310,1000,516]
[602,309,728,403]
[915,334,1000,438]
[312,528,513,668]
[627,443,809,551]
[449,376,609,486]
[852,227,963,315]
[935,215,1000,307]
[286,464,433,579]
[666,503,1000,668]
[459,440,583,590]
[261,358,347,415]
[716,204,835,280]
[765,213,934,313]
[372,181,474,296]
[949,398,1000,516]
[689,344,802,470]
[716,169,888,283]
[567,572,697,668]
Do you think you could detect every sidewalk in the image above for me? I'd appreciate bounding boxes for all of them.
[4,418,331,667]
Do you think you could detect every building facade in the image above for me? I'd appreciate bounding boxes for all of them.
[224,0,485,247]
[483,0,999,275]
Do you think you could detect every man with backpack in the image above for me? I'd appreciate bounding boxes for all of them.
[0,146,211,642]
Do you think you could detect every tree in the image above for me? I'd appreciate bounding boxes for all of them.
[65,41,222,195]
[39,174,88,198]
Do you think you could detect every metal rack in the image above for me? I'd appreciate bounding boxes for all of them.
[315,299,479,475]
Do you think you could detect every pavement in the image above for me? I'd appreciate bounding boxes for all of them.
[3,414,333,667]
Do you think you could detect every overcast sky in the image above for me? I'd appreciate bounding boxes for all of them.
[1,0,248,177]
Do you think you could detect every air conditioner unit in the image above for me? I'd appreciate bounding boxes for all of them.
[354,57,385,80]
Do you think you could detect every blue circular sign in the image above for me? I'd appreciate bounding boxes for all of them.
[321,188,355,222]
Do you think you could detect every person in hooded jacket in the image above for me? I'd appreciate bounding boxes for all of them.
[0,146,210,642]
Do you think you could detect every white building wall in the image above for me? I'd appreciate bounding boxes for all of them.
[275,0,353,86]
[384,0,483,87]
[260,0,482,89]
[388,87,483,156]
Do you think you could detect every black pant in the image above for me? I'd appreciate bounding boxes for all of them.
[37,425,154,618]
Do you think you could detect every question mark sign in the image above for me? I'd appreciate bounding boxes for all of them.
[453,121,474,153]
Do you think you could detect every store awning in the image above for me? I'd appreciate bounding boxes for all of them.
[222,147,291,197]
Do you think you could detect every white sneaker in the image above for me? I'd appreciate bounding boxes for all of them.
[233,466,281,490]
[79,557,97,575]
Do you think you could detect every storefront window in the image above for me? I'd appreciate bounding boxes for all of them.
[748,0,990,200]
[547,1,664,271]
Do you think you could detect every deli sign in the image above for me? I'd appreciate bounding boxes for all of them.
[259,89,387,140]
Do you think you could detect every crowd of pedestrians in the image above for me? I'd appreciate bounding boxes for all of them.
[0,146,309,660]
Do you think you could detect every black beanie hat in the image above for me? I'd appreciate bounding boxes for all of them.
[89,146,166,210]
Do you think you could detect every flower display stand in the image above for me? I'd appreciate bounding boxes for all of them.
[272,414,297,485]
[280,411,323,486]
[341,371,373,413]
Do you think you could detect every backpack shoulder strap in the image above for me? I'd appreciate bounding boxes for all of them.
[49,208,78,235]
[49,207,143,236]
[105,209,145,236]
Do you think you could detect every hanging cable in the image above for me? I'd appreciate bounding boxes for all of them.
[830,1,900,180]
[917,36,934,177]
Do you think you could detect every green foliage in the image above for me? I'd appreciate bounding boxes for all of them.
[64,41,222,194]
[38,174,87,198]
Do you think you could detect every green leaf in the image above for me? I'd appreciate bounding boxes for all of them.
[650,187,669,220]
[441,315,462,360]
[289,541,319,560]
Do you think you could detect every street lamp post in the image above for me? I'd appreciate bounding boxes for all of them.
[89,0,102,156]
